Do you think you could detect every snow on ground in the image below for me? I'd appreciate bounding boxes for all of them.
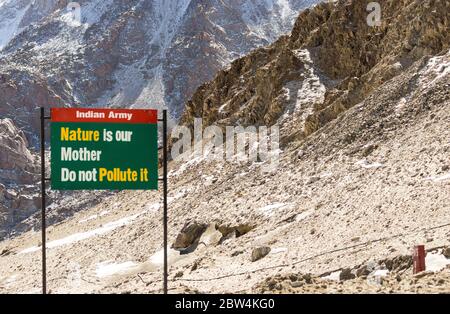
[395,97,408,115]
[426,252,450,272]
[270,247,288,255]
[371,269,390,277]
[145,203,161,212]
[79,215,98,224]
[419,50,450,88]
[425,173,450,183]
[78,210,110,224]
[323,271,341,281]
[95,261,137,278]
[0,1,30,50]
[355,159,384,169]
[19,213,143,254]
[295,210,313,222]
[258,203,291,217]
[241,0,311,42]
[149,246,184,266]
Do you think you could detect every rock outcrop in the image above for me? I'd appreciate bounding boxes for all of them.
[0,119,37,184]
[181,0,449,143]
[0,119,39,239]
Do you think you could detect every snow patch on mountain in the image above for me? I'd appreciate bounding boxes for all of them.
[0,1,30,50]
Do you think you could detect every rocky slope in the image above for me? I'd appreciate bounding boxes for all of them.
[0,0,320,239]
[0,0,319,139]
[0,0,449,294]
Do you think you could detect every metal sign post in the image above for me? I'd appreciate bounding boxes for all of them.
[40,107,48,295]
[159,109,169,295]
[163,110,168,295]
[39,107,168,295]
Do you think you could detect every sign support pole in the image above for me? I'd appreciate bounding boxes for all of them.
[40,107,47,295]
[162,110,168,295]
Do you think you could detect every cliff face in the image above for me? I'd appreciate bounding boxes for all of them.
[0,119,36,180]
[181,0,449,141]
[0,119,39,239]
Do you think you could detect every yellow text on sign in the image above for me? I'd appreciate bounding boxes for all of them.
[98,168,149,182]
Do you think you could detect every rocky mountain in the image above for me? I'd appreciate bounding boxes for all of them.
[0,0,320,141]
[0,0,449,294]
[181,0,449,141]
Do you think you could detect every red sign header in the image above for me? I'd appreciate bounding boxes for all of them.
[51,108,158,124]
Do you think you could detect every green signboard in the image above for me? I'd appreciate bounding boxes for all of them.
[50,108,159,190]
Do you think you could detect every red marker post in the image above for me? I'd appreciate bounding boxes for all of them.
[413,245,426,274]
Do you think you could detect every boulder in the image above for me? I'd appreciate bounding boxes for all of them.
[251,246,271,262]
[442,247,450,259]
[339,268,356,281]
[172,221,207,249]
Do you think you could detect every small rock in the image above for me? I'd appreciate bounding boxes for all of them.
[339,268,356,281]
[442,165,449,172]
[231,250,243,257]
[190,261,199,272]
[289,274,298,282]
[174,271,184,279]
[307,176,320,185]
[290,281,304,288]
[362,144,378,157]
[442,247,450,258]
[356,265,370,277]
[251,246,271,262]
[414,271,433,279]
[302,274,313,284]
[173,222,207,249]
[0,248,12,257]
[267,279,277,290]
